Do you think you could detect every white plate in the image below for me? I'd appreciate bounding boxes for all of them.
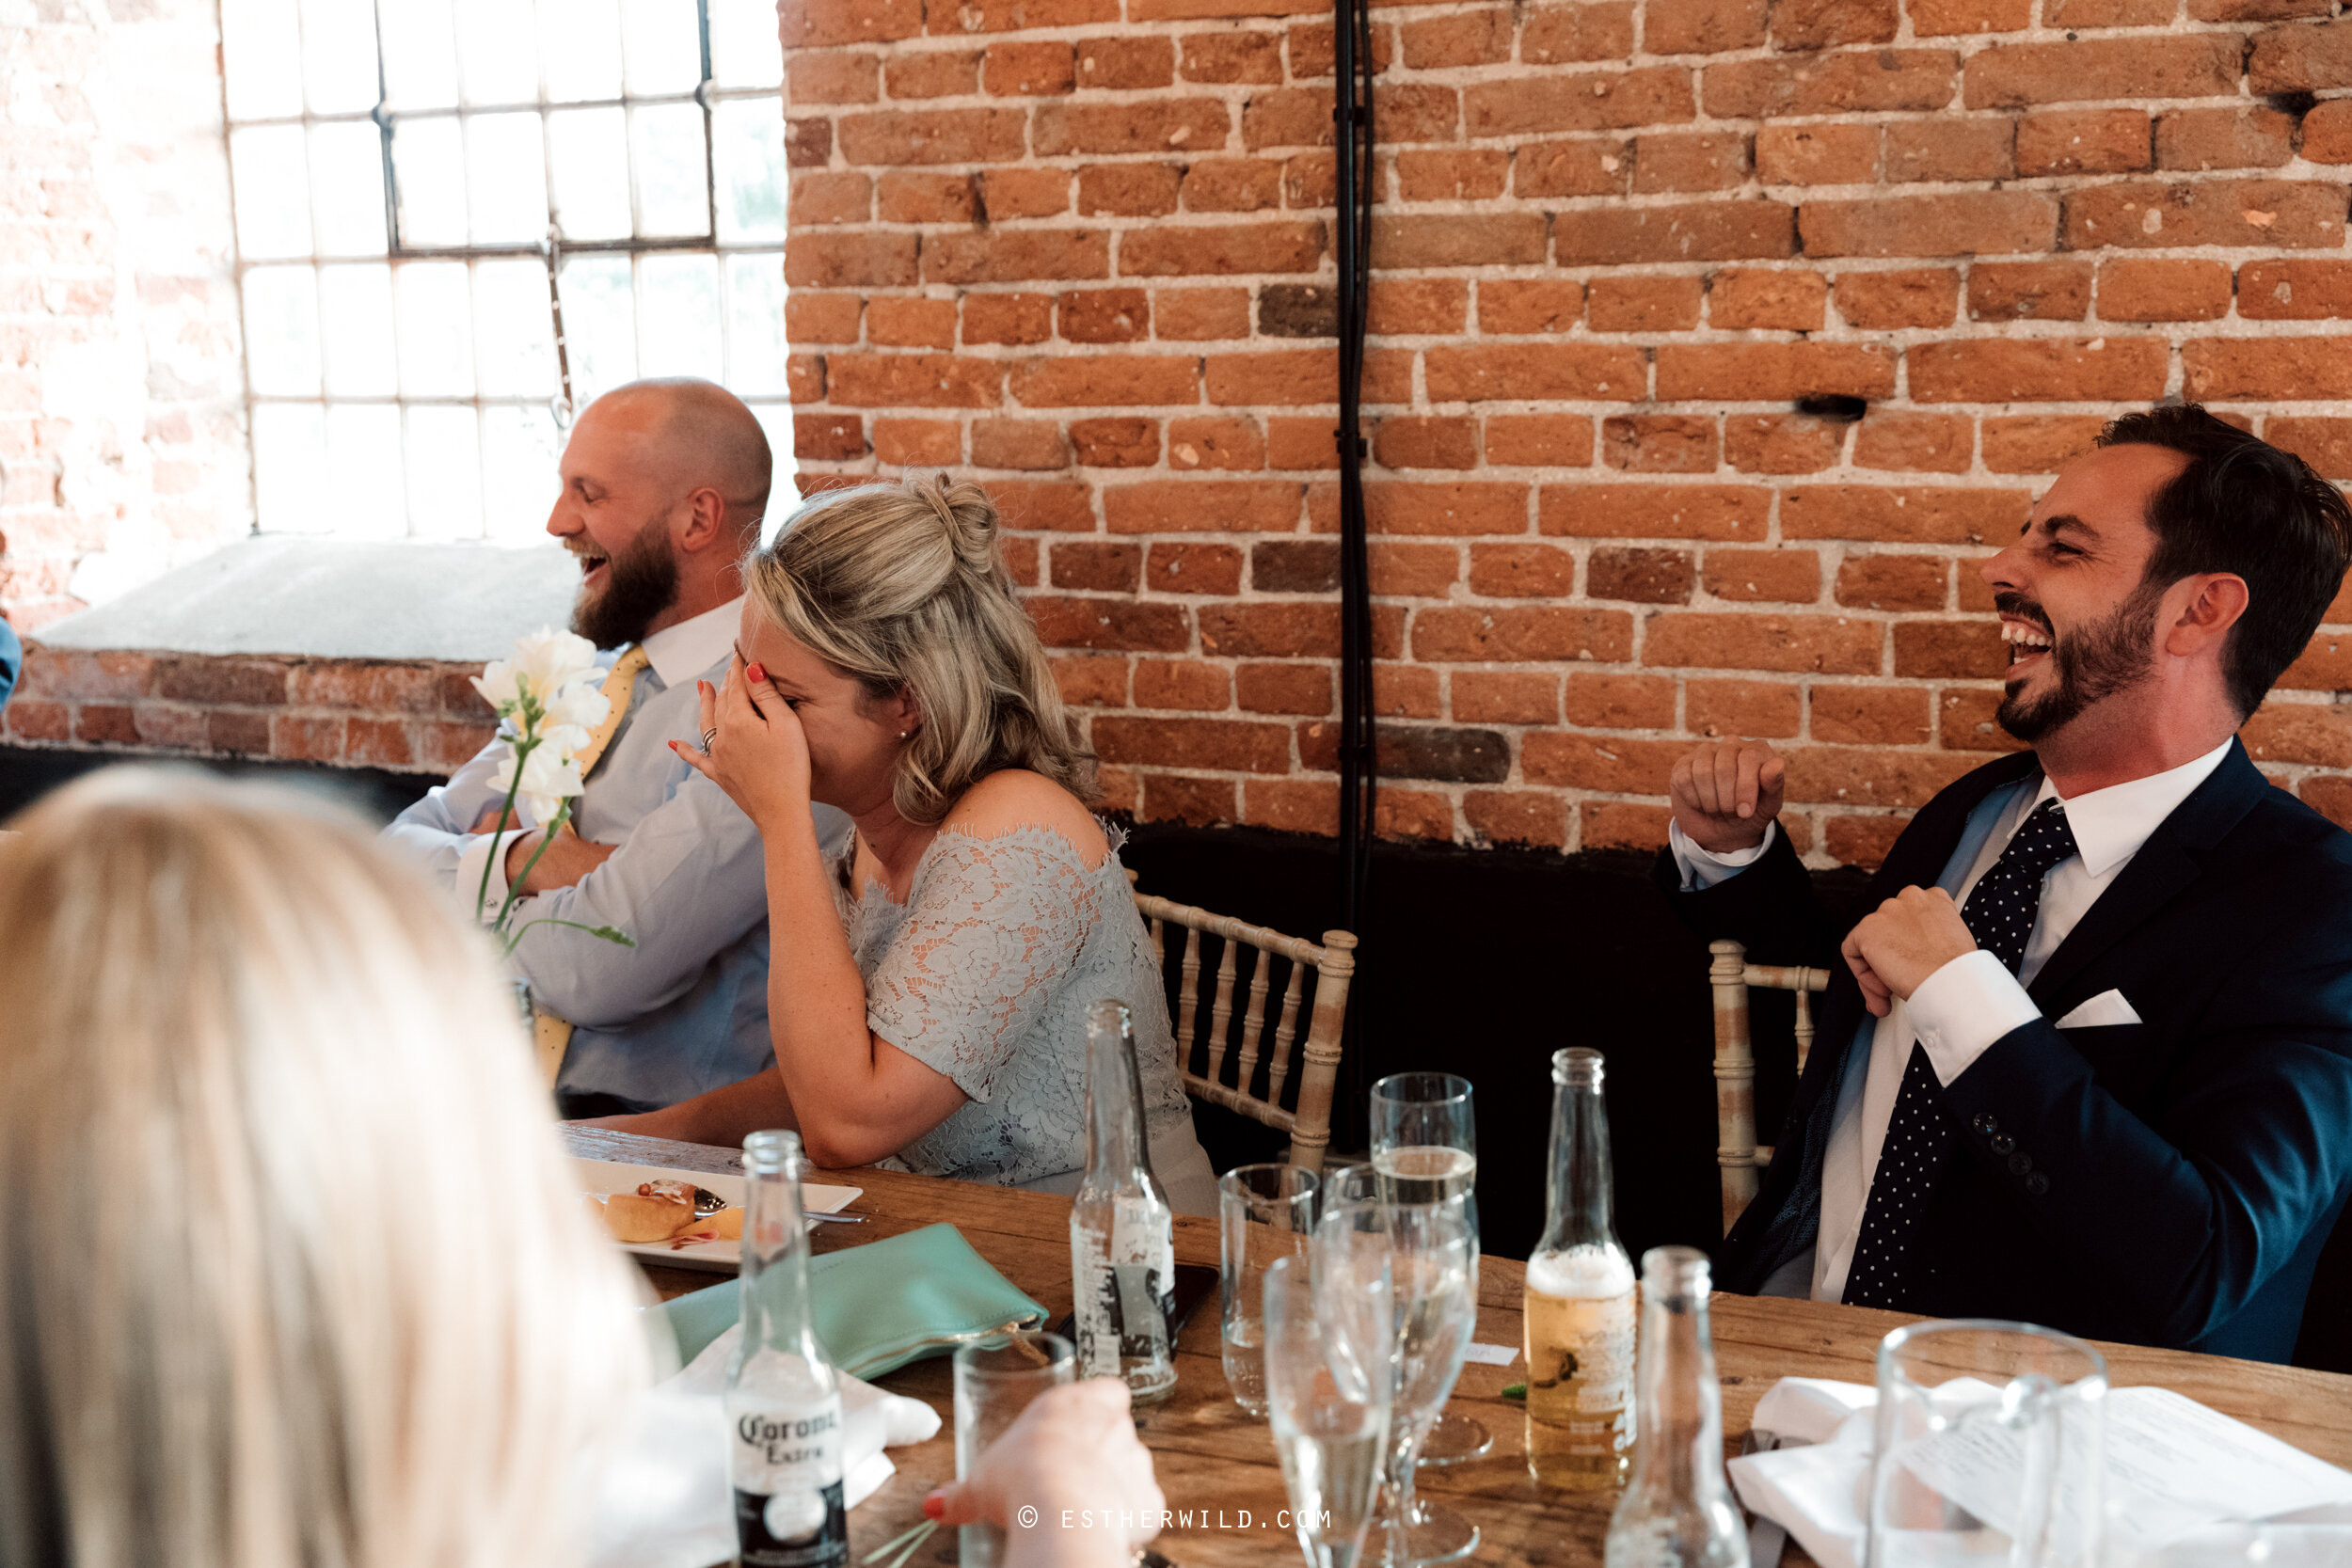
[575,1157,865,1274]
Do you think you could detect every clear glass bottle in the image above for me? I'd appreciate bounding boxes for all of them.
[727,1130,850,1568]
[1525,1046,1638,1490]
[1069,998,1178,1404]
[1603,1246,1749,1568]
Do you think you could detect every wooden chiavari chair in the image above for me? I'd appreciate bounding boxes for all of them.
[1709,937,1829,1235]
[1129,877,1358,1174]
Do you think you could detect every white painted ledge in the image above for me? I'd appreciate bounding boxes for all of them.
[36,535,581,663]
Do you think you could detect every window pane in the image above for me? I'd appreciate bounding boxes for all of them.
[629,103,709,239]
[380,0,460,110]
[467,111,549,245]
[298,0,380,115]
[723,252,787,395]
[481,405,564,544]
[620,0,704,95]
[712,98,785,245]
[390,117,468,247]
[243,265,323,396]
[539,0,624,103]
[310,121,389,257]
[637,252,722,382]
[394,261,475,397]
[558,254,637,398]
[318,263,397,396]
[253,404,329,532]
[405,405,486,538]
[220,0,305,120]
[230,125,313,260]
[708,0,785,89]
[547,107,631,242]
[326,404,409,537]
[456,0,539,107]
[747,404,795,538]
[473,259,558,398]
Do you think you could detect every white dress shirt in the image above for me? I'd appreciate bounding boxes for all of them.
[1670,738,2233,1302]
[386,596,852,1107]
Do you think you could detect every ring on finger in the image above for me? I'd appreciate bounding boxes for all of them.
[700,727,719,752]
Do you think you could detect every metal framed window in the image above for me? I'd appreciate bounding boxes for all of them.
[220,0,789,542]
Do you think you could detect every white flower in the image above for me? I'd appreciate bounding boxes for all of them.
[541,680,612,736]
[491,741,587,828]
[471,657,523,715]
[472,628,608,737]
[512,626,599,702]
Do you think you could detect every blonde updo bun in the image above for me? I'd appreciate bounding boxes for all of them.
[749,476,1095,824]
[913,473,1000,578]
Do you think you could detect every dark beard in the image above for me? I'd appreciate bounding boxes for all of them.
[1994,579,2167,742]
[569,528,680,650]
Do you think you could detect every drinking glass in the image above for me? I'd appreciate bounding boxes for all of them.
[1867,1320,2107,1568]
[954,1331,1076,1568]
[1370,1072,1491,1467]
[1220,1163,1321,1417]
[1319,1163,1480,1566]
[1265,1252,1391,1568]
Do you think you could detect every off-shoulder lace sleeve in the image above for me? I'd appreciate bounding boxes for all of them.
[865,827,1102,1103]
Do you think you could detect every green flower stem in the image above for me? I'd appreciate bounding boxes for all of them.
[494,796,570,933]
[472,756,526,925]
[500,916,636,958]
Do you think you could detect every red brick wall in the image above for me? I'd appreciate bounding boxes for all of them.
[779,0,2352,866]
[1,0,248,632]
[6,646,496,775]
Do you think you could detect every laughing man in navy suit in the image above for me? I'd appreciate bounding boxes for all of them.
[1661,404,2352,1362]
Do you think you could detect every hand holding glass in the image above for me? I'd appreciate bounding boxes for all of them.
[953,1332,1076,1568]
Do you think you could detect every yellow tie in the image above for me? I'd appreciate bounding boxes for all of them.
[533,645,652,1088]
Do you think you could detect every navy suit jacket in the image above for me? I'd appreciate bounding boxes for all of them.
[1662,740,2352,1362]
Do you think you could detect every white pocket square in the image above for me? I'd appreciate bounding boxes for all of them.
[2056,989,2142,1028]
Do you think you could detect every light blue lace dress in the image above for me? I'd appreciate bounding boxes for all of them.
[837,823,1219,1215]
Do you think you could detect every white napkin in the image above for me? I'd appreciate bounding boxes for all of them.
[585,1323,942,1568]
[1726,1377,2352,1568]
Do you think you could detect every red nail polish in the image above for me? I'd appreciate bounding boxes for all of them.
[748,663,765,682]
[922,1494,946,1521]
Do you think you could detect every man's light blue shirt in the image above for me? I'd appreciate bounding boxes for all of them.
[384,596,852,1108]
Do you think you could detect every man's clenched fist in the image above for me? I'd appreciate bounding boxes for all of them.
[1668,740,1787,855]
[1841,884,1979,1017]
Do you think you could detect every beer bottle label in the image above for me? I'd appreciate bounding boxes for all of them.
[733,1481,847,1568]
[732,1399,848,1566]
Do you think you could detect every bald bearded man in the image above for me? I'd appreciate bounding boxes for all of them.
[387,379,850,1114]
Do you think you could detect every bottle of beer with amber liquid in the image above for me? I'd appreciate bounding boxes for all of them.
[727,1130,850,1568]
[1523,1046,1637,1489]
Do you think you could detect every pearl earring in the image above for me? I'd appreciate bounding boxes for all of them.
[898,730,909,739]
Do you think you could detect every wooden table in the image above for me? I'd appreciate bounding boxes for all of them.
[568,1127,2352,1566]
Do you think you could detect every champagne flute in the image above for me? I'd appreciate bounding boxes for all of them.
[1265,1252,1391,1568]
[1320,1164,1480,1566]
[1370,1072,1491,1467]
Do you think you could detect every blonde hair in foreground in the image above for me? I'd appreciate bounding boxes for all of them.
[0,769,647,1568]
[751,474,1097,825]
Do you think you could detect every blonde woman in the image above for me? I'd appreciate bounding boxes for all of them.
[595,476,1219,1215]
[0,769,646,1568]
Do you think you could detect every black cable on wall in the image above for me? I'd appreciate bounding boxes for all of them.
[1332,0,1376,1117]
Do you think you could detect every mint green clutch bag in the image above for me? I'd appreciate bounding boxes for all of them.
[659,1222,1050,1376]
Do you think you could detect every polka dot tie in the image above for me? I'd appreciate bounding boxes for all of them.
[1843,800,2079,1308]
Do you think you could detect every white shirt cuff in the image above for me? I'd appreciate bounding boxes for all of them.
[1909,949,2042,1085]
[1667,818,1777,892]
[454,829,530,923]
